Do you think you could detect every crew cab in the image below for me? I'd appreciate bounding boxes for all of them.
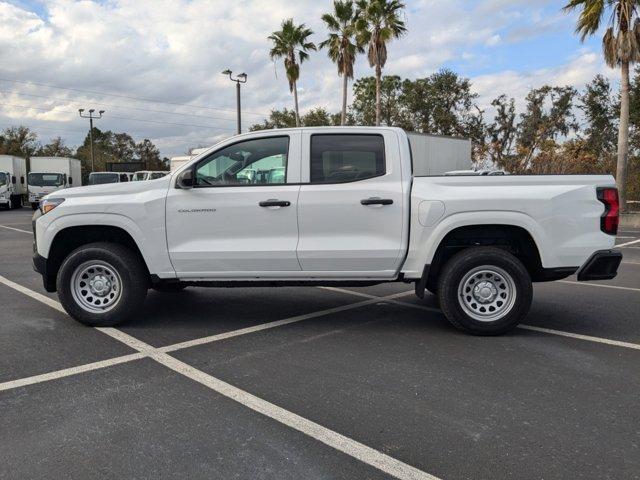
[32,127,622,335]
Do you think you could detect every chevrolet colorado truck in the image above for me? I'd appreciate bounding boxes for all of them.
[32,127,622,335]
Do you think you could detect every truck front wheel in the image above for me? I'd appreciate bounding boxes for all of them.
[57,242,148,327]
[437,247,532,335]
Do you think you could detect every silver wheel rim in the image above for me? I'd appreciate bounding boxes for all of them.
[70,260,122,313]
[457,265,516,322]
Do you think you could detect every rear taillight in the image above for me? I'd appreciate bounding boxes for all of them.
[597,187,619,235]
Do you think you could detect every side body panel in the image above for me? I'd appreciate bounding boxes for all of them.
[402,175,617,278]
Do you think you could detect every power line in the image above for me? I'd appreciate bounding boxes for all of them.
[0,102,236,131]
[0,88,241,123]
[0,78,271,117]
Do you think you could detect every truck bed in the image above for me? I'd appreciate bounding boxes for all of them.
[402,175,617,278]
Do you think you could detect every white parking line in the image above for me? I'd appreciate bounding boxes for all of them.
[160,296,390,353]
[0,353,144,392]
[558,280,640,293]
[0,224,31,234]
[155,353,439,480]
[0,277,439,480]
[323,287,640,351]
[0,274,65,312]
[616,238,640,248]
[518,325,640,351]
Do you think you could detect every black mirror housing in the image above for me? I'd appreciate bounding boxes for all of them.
[176,168,194,189]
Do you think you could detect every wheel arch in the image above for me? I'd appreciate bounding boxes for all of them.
[45,225,150,292]
[425,224,544,289]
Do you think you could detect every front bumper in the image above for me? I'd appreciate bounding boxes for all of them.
[576,250,622,281]
[31,209,56,292]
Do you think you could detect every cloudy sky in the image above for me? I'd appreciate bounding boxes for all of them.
[0,0,617,158]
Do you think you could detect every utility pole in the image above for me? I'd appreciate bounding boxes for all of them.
[79,109,104,172]
[222,70,247,134]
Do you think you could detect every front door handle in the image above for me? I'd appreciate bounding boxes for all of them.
[361,197,393,206]
[259,199,291,207]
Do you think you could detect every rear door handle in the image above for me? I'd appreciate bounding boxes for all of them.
[259,199,291,207]
[361,197,393,206]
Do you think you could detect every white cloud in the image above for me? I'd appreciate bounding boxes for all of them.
[0,0,620,156]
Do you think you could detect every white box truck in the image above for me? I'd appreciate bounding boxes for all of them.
[406,133,472,175]
[28,157,82,209]
[0,155,27,209]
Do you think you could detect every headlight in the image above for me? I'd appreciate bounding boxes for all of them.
[39,198,64,215]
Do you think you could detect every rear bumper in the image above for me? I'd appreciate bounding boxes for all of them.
[576,250,622,281]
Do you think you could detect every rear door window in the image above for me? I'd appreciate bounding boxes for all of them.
[310,134,385,184]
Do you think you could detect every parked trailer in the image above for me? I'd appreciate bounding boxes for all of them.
[0,155,27,209]
[28,157,82,209]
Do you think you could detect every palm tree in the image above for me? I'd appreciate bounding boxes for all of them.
[320,1,363,125]
[355,0,406,126]
[268,19,317,127]
[564,0,640,212]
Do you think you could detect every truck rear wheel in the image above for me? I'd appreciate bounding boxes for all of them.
[57,242,148,327]
[437,247,532,335]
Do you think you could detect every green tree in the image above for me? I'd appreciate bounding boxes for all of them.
[355,0,406,126]
[580,74,617,157]
[401,70,481,136]
[37,136,74,157]
[517,85,578,172]
[135,139,163,169]
[320,0,363,125]
[249,107,340,130]
[350,75,410,127]
[485,95,518,170]
[268,19,317,127]
[564,0,640,210]
[249,108,298,130]
[0,126,39,158]
[111,133,136,161]
[302,107,338,126]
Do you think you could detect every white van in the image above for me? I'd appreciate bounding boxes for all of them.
[132,171,168,181]
[88,172,131,185]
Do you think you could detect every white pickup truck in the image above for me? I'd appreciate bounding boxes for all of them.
[32,127,622,335]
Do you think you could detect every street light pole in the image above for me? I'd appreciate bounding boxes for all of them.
[78,109,104,172]
[222,70,247,134]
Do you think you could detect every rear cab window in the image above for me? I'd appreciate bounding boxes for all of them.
[310,134,385,184]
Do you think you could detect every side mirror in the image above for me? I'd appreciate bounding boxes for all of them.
[11,176,16,184]
[68,177,73,185]
[20,176,24,184]
[176,168,194,189]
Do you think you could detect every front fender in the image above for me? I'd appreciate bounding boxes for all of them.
[37,212,176,279]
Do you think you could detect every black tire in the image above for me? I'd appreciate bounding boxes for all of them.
[437,247,532,336]
[425,278,438,295]
[10,195,21,209]
[57,242,148,327]
[152,283,187,293]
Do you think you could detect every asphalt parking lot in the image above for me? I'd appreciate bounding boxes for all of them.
[1,208,639,480]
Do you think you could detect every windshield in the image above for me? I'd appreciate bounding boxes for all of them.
[133,172,148,181]
[89,173,119,185]
[0,172,6,187]
[28,173,64,187]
